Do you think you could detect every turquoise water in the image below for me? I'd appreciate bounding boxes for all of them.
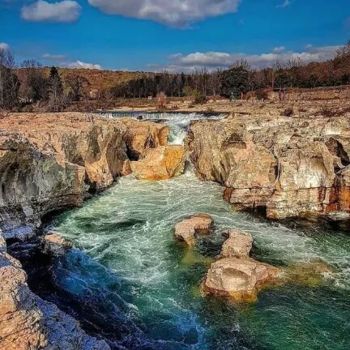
[52,172,350,349]
[51,113,350,349]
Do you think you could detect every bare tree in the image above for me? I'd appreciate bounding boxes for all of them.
[0,47,19,109]
[65,73,90,101]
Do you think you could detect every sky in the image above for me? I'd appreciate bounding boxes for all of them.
[0,0,349,72]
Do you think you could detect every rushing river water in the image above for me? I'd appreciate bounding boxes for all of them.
[50,113,350,349]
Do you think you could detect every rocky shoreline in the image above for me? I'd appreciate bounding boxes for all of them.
[187,112,350,225]
[0,113,172,349]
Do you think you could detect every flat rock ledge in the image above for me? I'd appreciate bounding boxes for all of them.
[174,213,214,247]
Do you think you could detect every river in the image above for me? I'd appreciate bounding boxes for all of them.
[49,113,350,349]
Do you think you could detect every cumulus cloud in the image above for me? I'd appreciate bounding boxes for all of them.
[88,0,240,26]
[68,60,102,70]
[164,45,341,72]
[21,0,81,23]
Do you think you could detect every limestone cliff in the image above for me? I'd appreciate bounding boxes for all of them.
[0,113,168,239]
[187,114,350,221]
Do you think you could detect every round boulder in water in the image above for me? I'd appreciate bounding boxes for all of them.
[174,213,214,247]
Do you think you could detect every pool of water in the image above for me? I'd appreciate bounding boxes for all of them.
[49,112,350,349]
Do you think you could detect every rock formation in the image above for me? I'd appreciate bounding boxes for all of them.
[174,213,214,246]
[131,145,186,180]
[187,114,350,221]
[42,231,73,257]
[0,113,169,349]
[220,230,253,258]
[0,231,110,350]
[203,257,280,302]
[0,113,168,239]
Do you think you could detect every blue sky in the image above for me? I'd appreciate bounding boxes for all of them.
[1,0,349,71]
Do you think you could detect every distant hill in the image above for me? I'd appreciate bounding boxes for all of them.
[15,67,151,93]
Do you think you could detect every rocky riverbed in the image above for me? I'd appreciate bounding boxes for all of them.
[1,109,350,349]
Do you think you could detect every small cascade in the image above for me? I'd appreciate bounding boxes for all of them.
[98,111,226,146]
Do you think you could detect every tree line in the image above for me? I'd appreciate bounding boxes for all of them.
[0,41,349,111]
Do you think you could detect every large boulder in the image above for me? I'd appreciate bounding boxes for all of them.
[221,230,253,258]
[203,257,281,302]
[131,145,186,180]
[174,213,214,247]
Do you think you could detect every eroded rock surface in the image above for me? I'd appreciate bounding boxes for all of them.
[0,231,109,350]
[187,114,350,221]
[42,231,73,257]
[0,113,168,238]
[203,257,281,302]
[131,145,186,180]
[221,230,253,258]
[174,213,214,246]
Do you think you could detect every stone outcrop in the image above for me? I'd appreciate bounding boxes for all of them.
[203,257,280,302]
[131,145,186,180]
[0,113,168,239]
[174,213,214,246]
[0,231,110,350]
[202,226,281,302]
[220,230,253,258]
[42,231,73,257]
[187,114,350,221]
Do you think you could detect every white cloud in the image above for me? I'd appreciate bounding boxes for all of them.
[88,0,240,26]
[164,45,341,72]
[68,60,102,70]
[0,42,9,51]
[43,53,66,61]
[277,0,291,8]
[21,0,81,23]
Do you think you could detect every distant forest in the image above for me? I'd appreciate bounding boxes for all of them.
[0,41,349,111]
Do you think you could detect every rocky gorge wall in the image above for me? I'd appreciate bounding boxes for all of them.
[187,113,350,223]
[0,112,170,349]
[0,113,168,240]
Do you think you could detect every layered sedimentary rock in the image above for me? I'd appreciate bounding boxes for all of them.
[131,145,186,180]
[0,113,168,238]
[0,231,110,350]
[187,114,350,220]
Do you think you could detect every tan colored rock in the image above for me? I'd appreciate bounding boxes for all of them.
[122,120,169,160]
[187,115,350,221]
[131,145,186,180]
[43,232,73,257]
[221,230,253,258]
[203,257,281,302]
[0,113,166,238]
[174,213,214,246]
